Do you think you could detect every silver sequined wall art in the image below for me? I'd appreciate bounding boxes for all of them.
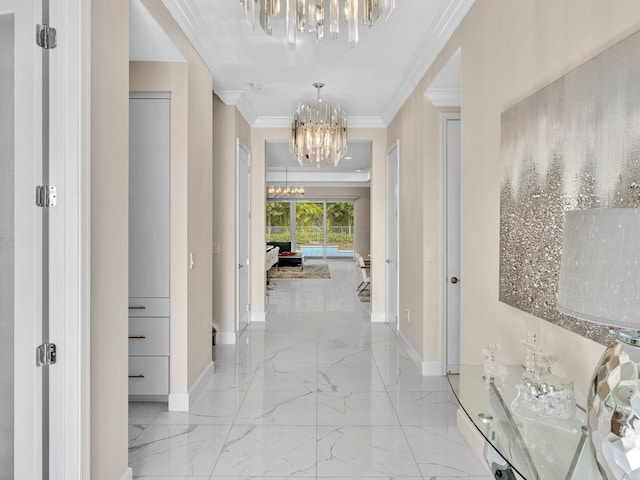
[499,30,640,346]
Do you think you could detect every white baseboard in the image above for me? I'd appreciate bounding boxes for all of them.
[370,312,386,323]
[397,330,423,372]
[120,467,133,480]
[188,361,214,407]
[422,360,444,376]
[251,311,266,322]
[217,332,237,344]
[167,361,214,412]
[168,393,189,412]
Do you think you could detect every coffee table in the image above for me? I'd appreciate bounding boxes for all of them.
[278,252,304,271]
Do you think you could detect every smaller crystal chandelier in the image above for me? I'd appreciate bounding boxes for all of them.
[238,0,395,49]
[267,167,305,197]
[291,82,347,167]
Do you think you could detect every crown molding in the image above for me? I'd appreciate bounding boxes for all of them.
[424,87,460,107]
[253,116,290,129]
[380,0,474,124]
[215,90,258,125]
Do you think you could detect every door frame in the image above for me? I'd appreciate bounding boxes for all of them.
[236,139,251,338]
[386,140,400,332]
[441,113,461,375]
[48,0,91,478]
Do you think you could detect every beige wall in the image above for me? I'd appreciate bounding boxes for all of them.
[211,99,252,338]
[91,0,129,477]
[141,0,214,389]
[390,0,640,404]
[130,61,191,396]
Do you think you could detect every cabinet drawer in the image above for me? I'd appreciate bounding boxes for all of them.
[128,317,169,356]
[128,297,170,317]
[128,356,169,395]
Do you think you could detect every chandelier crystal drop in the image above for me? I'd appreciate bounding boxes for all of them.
[290,82,347,167]
[267,167,305,197]
[238,0,395,49]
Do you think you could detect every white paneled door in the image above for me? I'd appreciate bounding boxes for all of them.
[1,0,88,478]
[444,115,462,374]
[386,142,399,332]
[1,1,43,478]
[237,140,251,338]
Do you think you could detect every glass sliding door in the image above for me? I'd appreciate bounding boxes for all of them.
[295,201,324,257]
[266,201,291,243]
[326,202,355,259]
[266,199,356,260]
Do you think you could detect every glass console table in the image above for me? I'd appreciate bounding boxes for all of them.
[448,365,603,480]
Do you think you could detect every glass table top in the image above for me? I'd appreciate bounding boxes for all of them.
[448,365,602,480]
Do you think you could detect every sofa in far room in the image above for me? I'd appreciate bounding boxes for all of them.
[267,241,291,254]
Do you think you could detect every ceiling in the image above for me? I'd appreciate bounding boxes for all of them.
[133,0,471,185]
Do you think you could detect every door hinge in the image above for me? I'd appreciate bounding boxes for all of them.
[36,24,57,49]
[36,185,57,208]
[36,343,57,367]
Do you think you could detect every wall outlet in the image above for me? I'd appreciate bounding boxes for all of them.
[406,308,411,322]
[190,252,195,269]
[212,242,220,254]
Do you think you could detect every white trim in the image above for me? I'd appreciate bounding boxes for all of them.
[48,0,91,478]
[422,360,445,376]
[370,312,387,323]
[251,311,266,323]
[398,330,424,372]
[253,115,290,128]
[119,467,133,480]
[380,0,474,124]
[168,393,189,412]
[216,89,243,105]
[424,87,461,107]
[217,332,237,345]
[187,360,214,407]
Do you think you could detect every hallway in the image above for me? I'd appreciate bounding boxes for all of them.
[128,261,489,479]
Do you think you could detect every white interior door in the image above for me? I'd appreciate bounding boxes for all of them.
[444,115,461,374]
[1,0,43,478]
[386,142,399,332]
[237,140,251,337]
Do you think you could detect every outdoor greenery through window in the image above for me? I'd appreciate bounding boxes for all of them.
[266,200,355,258]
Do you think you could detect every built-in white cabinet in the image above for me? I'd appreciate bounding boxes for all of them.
[128,93,171,397]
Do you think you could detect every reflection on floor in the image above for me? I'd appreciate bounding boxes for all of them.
[128,260,490,479]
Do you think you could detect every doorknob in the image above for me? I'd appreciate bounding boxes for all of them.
[239,264,244,269]
[450,276,459,284]
[386,259,392,264]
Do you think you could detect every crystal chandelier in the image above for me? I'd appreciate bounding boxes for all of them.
[239,0,395,48]
[267,167,305,197]
[290,83,347,167]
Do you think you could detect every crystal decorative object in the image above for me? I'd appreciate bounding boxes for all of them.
[239,0,393,48]
[482,343,506,385]
[510,332,577,432]
[290,83,347,167]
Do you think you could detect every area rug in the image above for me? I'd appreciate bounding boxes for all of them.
[268,263,330,279]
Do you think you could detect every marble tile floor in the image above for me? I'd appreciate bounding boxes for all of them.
[129,260,491,480]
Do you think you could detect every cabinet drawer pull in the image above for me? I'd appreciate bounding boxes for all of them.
[129,374,145,379]
[129,306,146,310]
[128,335,146,339]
